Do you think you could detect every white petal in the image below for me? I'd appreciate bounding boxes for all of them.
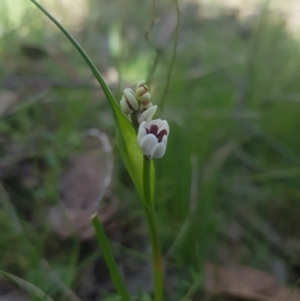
[136,80,146,90]
[140,92,151,102]
[138,121,147,133]
[162,135,168,146]
[136,86,146,98]
[137,122,147,143]
[120,99,133,114]
[140,134,158,157]
[124,88,136,97]
[146,119,163,129]
[146,119,169,136]
[142,102,153,110]
[138,105,157,124]
[137,128,146,144]
[123,90,139,111]
[158,120,169,134]
[150,142,166,159]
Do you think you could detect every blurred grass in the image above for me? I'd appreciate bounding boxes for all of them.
[1,0,300,300]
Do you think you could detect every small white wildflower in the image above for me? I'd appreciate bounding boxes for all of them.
[120,88,139,114]
[137,119,169,159]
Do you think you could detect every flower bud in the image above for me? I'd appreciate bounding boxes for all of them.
[137,105,157,124]
[136,80,151,105]
[136,80,147,92]
[141,102,153,110]
[139,92,151,105]
[137,119,169,159]
[120,88,139,114]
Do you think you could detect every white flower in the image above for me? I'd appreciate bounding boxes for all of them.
[137,104,157,124]
[137,119,169,159]
[120,88,139,114]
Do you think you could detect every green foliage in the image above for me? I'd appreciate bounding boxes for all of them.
[0,270,54,301]
[1,0,300,300]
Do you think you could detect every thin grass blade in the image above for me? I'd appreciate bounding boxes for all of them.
[91,214,132,301]
[0,270,54,301]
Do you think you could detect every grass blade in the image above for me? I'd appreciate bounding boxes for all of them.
[0,270,54,301]
[91,214,132,301]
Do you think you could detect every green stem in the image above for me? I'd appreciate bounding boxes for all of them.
[143,156,163,301]
[143,156,152,206]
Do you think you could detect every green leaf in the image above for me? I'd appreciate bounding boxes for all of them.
[0,270,54,301]
[29,0,154,200]
[91,214,132,301]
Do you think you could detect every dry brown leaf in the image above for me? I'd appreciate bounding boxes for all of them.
[48,129,114,240]
[205,263,300,301]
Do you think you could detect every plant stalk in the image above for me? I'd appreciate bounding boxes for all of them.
[143,156,163,301]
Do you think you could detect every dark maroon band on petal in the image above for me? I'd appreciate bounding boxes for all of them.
[145,124,167,142]
[149,125,158,136]
[157,129,168,142]
[126,98,134,111]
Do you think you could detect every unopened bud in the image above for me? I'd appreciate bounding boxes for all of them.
[136,80,147,91]
[141,102,153,110]
[120,88,138,114]
[136,80,150,104]
[139,92,151,105]
[138,105,157,124]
